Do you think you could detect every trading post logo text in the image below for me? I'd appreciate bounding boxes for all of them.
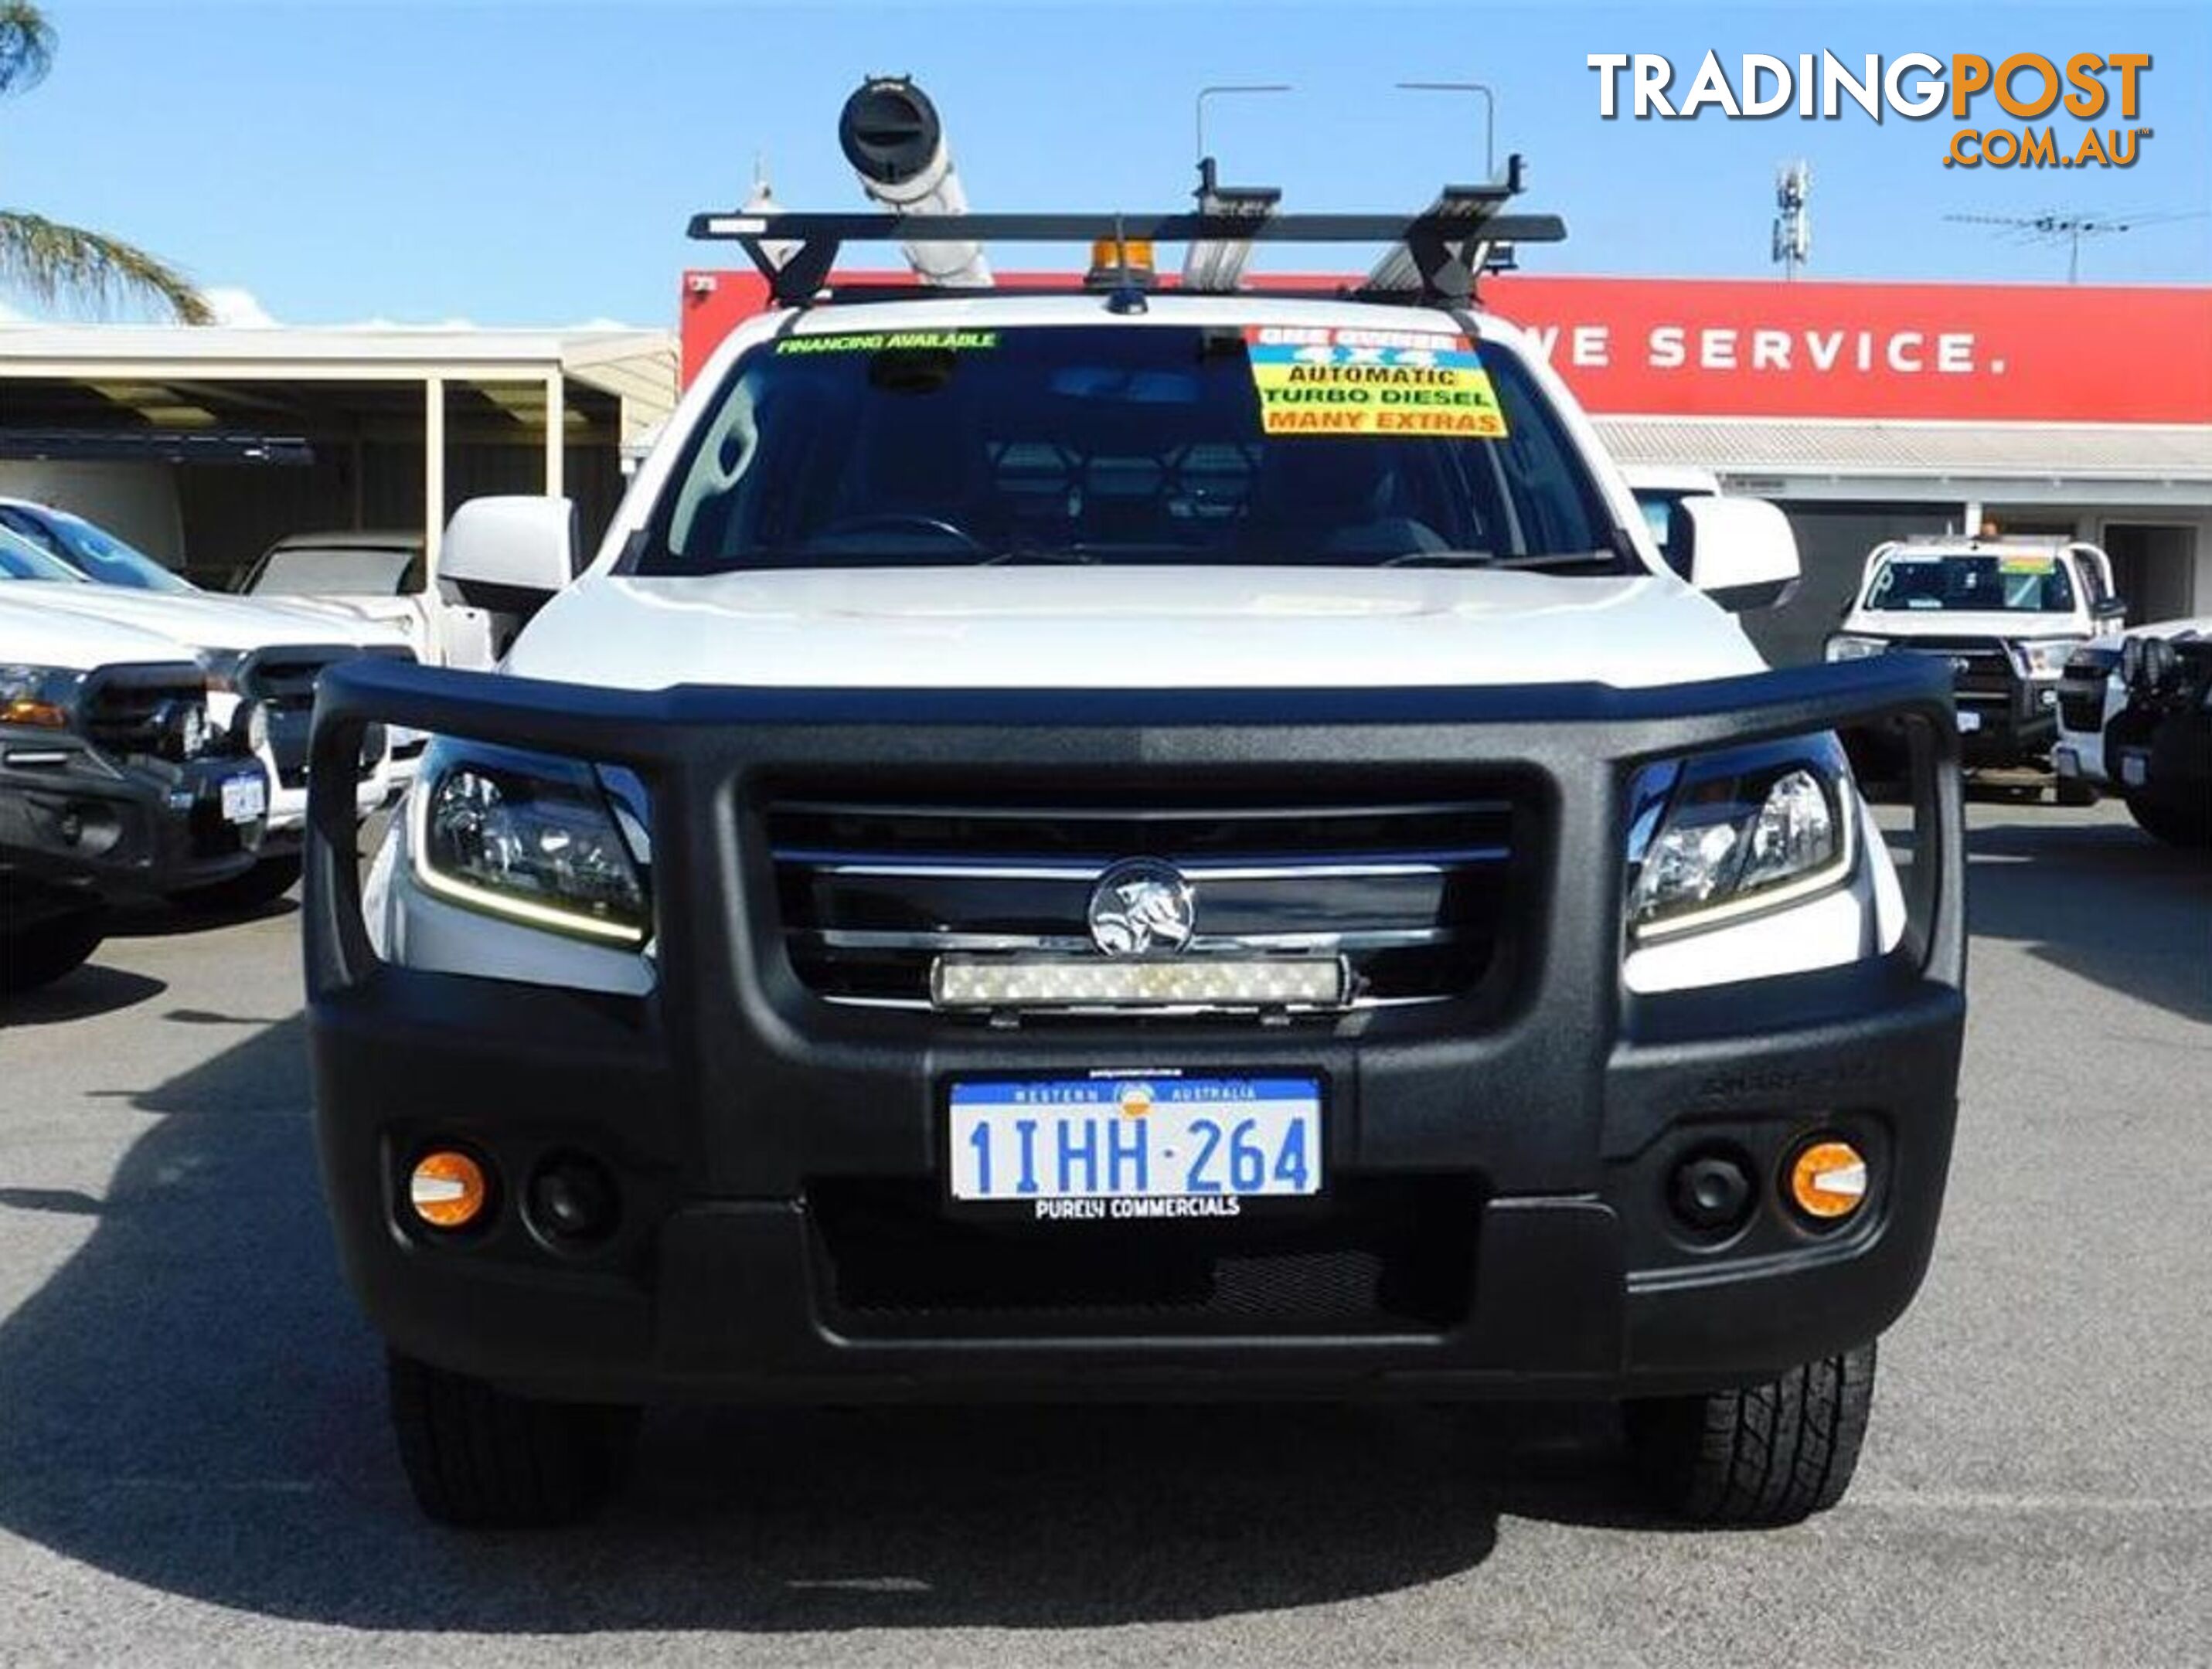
[1588,53,2152,168]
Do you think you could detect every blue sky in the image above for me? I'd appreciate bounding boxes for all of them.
[4,0,2207,328]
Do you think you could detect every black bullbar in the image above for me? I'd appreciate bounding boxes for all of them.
[303,654,1963,1400]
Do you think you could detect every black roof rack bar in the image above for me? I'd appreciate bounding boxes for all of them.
[693,202,1567,306]
[689,206,1563,245]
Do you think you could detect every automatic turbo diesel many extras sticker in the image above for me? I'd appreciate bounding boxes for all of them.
[1244,326,1509,438]
[774,329,999,354]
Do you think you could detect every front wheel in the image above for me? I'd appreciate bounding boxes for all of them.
[2125,793,2212,849]
[0,904,105,995]
[386,1351,639,1528]
[1623,1342,1876,1525]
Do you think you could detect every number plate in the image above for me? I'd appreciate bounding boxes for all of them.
[2120,751,2149,788]
[948,1076,1322,1210]
[220,772,267,824]
[1955,709,1982,734]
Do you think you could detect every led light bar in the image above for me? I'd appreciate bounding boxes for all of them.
[931,955,1348,1011]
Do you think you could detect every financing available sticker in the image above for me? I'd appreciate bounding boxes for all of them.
[1244,326,1509,438]
[774,329,999,354]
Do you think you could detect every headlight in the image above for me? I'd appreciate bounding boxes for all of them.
[0,664,81,730]
[1626,735,1855,941]
[1825,635,1887,663]
[2010,638,2076,678]
[196,648,252,694]
[410,741,650,945]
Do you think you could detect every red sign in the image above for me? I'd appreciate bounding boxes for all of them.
[680,269,2211,425]
[1484,275,2210,424]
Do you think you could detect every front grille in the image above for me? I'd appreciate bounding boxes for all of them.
[767,794,1519,1010]
[78,667,225,764]
[811,1176,1480,1338]
[1886,637,2014,702]
[240,646,412,786]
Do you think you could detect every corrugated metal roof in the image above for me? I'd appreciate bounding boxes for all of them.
[1594,417,2212,480]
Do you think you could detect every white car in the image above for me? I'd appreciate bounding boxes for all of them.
[2054,616,2212,797]
[1826,535,2125,796]
[0,524,413,905]
[299,100,1965,1536]
[2,596,271,990]
[239,527,502,672]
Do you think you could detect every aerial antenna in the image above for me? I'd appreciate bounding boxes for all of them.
[1395,80,1499,184]
[1943,208,2209,283]
[1193,83,1292,173]
[1772,160,1811,280]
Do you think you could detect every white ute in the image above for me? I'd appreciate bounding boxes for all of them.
[1826,535,2124,797]
[0,522,413,905]
[306,80,1966,1536]
[2,596,269,989]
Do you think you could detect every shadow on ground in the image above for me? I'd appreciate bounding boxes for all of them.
[1956,814,2210,1023]
[0,1007,1654,1635]
[0,964,165,1028]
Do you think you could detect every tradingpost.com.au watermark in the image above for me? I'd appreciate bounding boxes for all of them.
[1588,52,2152,168]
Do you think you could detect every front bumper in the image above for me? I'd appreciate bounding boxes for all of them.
[305,658,1966,1406]
[2,739,266,898]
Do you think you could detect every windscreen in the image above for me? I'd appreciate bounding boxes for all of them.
[644,324,1626,574]
[250,546,420,597]
[0,528,90,583]
[32,509,195,593]
[1866,553,2077,614]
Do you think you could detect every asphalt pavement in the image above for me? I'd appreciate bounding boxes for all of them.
[1,799,2207,1667]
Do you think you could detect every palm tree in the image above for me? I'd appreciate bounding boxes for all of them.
[0,0,212,323]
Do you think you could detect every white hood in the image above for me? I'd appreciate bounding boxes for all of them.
[0,593,202,672]
[0,578,408,654]
[505,566,1762,691]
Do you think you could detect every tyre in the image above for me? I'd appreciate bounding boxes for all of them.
[2054,777,2099,808]
[0,906,105,995]
[386,1351,639,1528]
[2125,794,2212,849]
[171,854,302,914]
[1623,1341,1875,1526]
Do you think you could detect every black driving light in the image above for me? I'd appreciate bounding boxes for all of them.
[526,1154,618,1246]
[1670,1150,1755,1234]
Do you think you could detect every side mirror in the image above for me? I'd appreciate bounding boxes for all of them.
[437,496,578,619]
[1678,495,1801,612]
[2095,597,2128,620]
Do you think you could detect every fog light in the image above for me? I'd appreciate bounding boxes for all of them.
[1670,1150,1754,1233]
[1788,1138,1868,1222]
[409,1150,488,1229]
[527,1155,617,1244]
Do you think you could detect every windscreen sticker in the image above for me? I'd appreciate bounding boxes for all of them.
[1243,326,1508,438]
[775,329,999,355]
[1997,555,2057,573]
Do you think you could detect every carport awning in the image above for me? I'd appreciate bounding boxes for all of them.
[1594,417,2212,484]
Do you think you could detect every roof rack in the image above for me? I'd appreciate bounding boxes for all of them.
[689,163,1564,309]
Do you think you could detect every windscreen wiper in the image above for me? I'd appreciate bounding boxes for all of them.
[1381,549,1622,573]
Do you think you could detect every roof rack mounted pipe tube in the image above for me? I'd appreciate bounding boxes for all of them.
[838,76,992,289]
